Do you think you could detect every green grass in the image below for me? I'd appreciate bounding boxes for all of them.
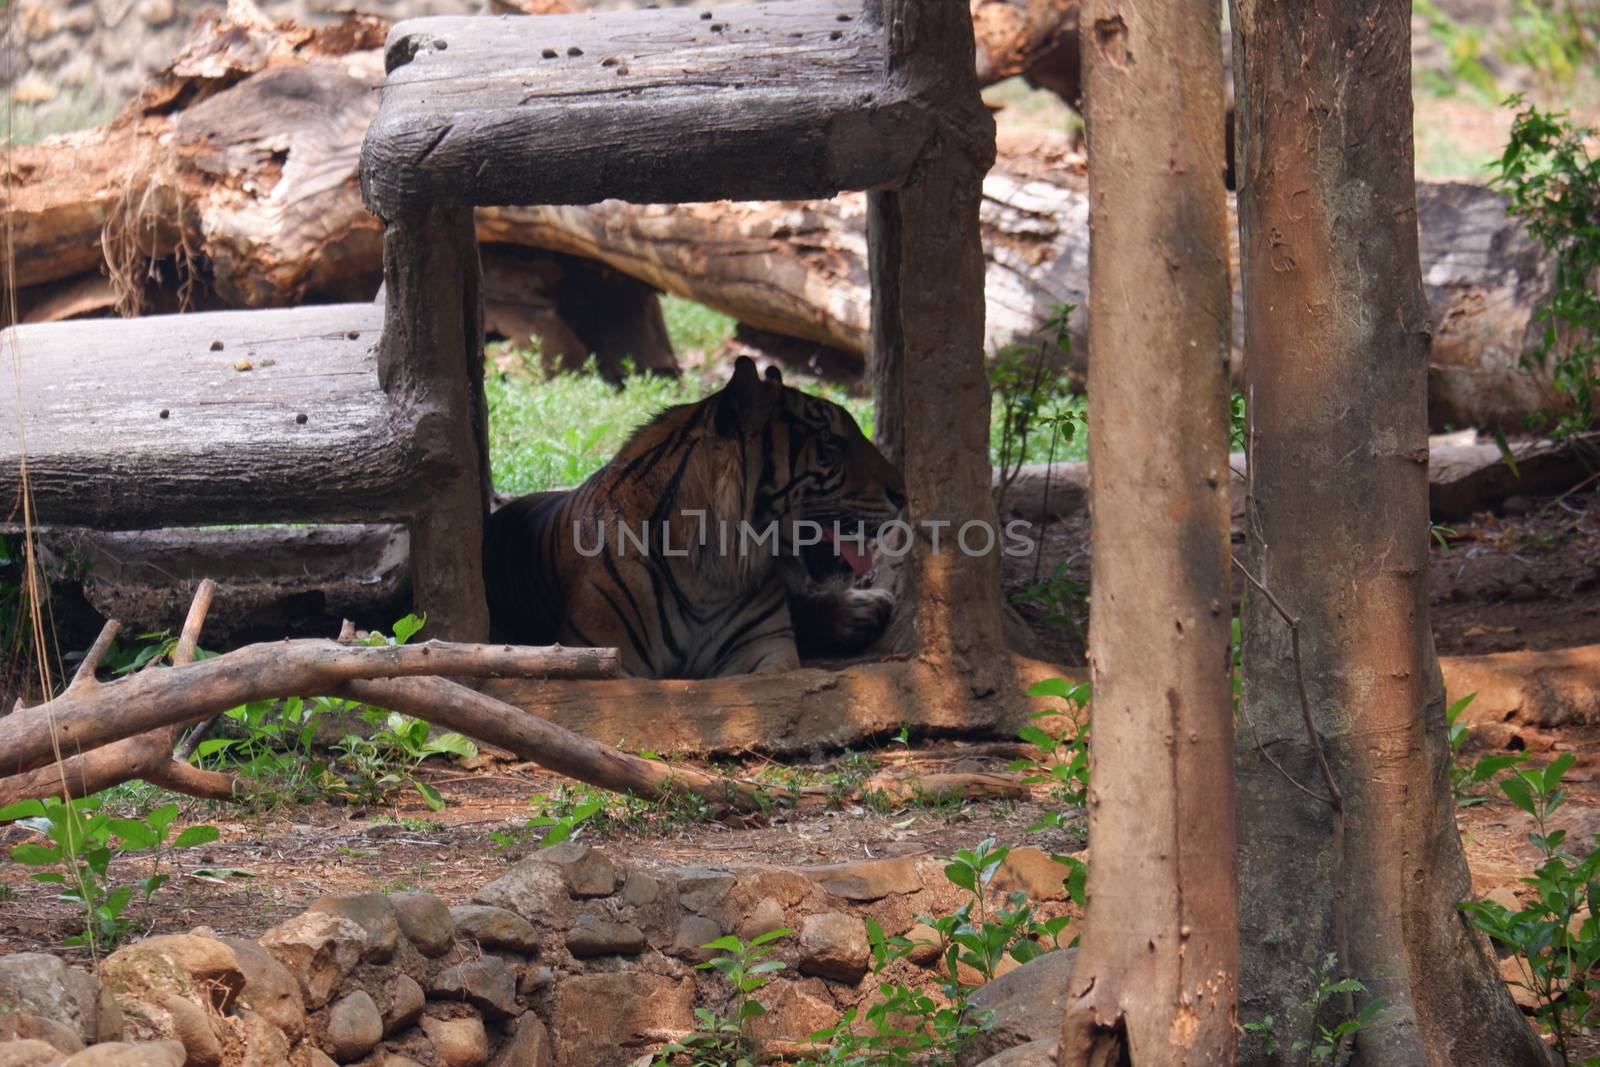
[486,299,1085,496]
[661,295,737,356]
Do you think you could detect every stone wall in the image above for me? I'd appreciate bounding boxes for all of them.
[0,844,1077,1066]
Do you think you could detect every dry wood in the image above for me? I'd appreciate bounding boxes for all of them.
[0,581,248,808]
[359,0,929,216]
[1,6,1560,431]
[0,640,619,779]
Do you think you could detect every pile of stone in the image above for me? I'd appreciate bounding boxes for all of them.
[0,844,1079,1067]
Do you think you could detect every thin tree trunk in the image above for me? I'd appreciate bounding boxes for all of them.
[1058,3,1237,1065]
[1230,2,1554,1065]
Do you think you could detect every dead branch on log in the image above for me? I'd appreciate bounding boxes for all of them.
[0,638,620,779]
[0,601,1032,813]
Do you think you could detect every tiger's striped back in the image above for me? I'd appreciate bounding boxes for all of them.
[484,357,905,678]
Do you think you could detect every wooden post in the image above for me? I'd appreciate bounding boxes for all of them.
[377,203,492,641]
[868,0,1005,689]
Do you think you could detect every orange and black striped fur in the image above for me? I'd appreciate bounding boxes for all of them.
[484,357,906,678]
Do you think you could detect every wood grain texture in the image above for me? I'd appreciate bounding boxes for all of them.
[360,0,930,214]
[0,303,426,530]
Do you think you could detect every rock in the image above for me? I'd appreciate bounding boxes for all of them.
[100,935,245,1013]
[564,915,646,958]
[321,990,383,1062]
[58,1041,187,1066]
[307,896,402,964]
[798,912,869,983]
[382,975,425,1036]
[807,857,923,902]
[473,861,570,924]
[488,1012,552,1067]
[260,912,368,1010]
[537,843,618,898]
[0,1013,86,1053]
[0,1038,68,1066]
[420,1014,489,1067]
[619,870,658,908]
[666,915,724,964]
[291,1047,338,1067]
[675,868,735,914]
[389,893,455,959]
[291,1046,338,1067]
[957,948,1076,1066]
[61,970,117,1045]
[745,980,839,1044]
[1502,494,1532,516]
[990,849,1074,902]
[900,922,945,966]
[161,994,223,1066]
[429,958,518,1020]
[221,938,306,1042]
[0,955,99,1044]
[736,897,788,941]
[969,1038,1060,1067]
[237,1011,291,1067]
[518,967,553,997]
[449,906,541,955]
[549,973,693,1065]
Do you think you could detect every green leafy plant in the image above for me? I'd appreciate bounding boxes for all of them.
[991,303,1082,513]
[654,929,792,1067]
[1501,1,1599,90]
[1241,954,1384,1067]
[1445,693,1526,807]
[1010,562,1088,641]
[0,795,219,952]
[1415,0,1502,98]
[1010,677,1091,824]
[1493,97,1600,435]
[1460,752,1600,1064]
[806,840,1069,1066]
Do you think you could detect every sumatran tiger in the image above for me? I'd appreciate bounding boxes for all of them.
[483,356,907,678]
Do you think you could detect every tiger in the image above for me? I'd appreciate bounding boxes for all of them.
[483,356,907,678]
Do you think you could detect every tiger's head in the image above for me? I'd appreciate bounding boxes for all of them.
[710,356,906,584]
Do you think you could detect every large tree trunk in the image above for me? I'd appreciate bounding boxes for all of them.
[1058,2,1236,1064]
[1230,3,1554,1065]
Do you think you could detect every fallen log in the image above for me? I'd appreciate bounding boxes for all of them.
[1,9,1567,430]
[1442,643,1600,732]
[998,432,1600,527]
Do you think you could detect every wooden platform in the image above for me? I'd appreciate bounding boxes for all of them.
[0,303,422,530]
[360,0,931,214]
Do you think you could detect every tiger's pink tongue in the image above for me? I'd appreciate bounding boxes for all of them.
[823,530,874,577]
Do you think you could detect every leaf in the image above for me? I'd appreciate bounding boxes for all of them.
[413,782,447,812]
[146,804,181,831]
[1492,428,1522,479]
[172,825,221,849]
[943,862,976,892]
[748,927,792,947]
[106,819,161,851]
[1543,752,1576,791]
[9,843,60,866]
[1026,677,1074,699]
[1501,775,1536,815]
[426,733,478,759]
[700,936,746,954]
[391,614,426,645]
[0,799,47,822]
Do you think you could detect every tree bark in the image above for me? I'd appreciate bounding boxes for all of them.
[868,0,1009,687]
[1058,2,1236,1065]
[1230,2,1554,1065]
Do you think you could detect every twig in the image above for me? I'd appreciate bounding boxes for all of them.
[171,579,216,668]
[66,619,121,692]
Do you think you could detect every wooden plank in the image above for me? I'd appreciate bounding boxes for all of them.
[360,0,930,213]
[0,303,425,529]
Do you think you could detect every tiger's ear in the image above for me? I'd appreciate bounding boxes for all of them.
[716,356,766,436]
[763,365,783,385]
